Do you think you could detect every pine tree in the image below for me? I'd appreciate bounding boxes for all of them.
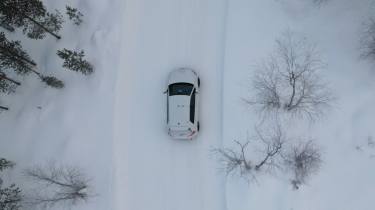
[0,158,21,210]
[0,20,14,32]
[66,6,83,25]
[0,32,36,75]
[57,49,94,75]
[0,184,21,210]
[0,32,64,89]
[26,10,64,40]
[0,72,20,95]
[27,70,65,89]
[41,75,64,89]
[0,0,63,39]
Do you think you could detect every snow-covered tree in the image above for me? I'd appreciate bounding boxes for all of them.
[0,184,22,210]
[57,49,94,75]
[0,158,22,210]
[40,76,64,89]
[0,32,64,89]
[0,32,36,75]
[0,73,19,95]
[25,10,64,40]
[66,6,83,26]
[0,0,63,39]
[0,159,14,172]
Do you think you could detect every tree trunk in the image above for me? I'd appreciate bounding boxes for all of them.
[1,2,61,40]
[0,73,21,85]
[287,72,296,109]
[23,15,61,40]
[0,21,15,32]
[0,45,37,66]
[0,47,42,78]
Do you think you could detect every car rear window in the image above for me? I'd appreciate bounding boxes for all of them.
[169,83,193,96]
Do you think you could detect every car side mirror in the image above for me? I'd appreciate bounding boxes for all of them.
[163,89,168,94]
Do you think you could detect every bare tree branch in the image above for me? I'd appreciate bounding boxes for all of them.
[247,31,333,121]
[213,125,285,182]
[23,163,92,209]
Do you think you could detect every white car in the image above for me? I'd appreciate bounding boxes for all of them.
[166,68,200,140]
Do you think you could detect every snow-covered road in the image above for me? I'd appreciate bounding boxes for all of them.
[113,0,228,209]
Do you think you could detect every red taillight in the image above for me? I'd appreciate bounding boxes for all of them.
[188,130,196,137]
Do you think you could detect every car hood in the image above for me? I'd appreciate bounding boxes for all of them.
[168,68,197,85]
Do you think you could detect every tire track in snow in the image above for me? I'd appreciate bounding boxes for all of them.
[114,0,228,209]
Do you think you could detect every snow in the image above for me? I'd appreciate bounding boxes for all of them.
[1,0,375,210]
[223,0,375,210]
[113,0,227,209]
[0,0,121,209]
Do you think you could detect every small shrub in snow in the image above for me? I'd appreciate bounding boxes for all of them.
[57,49,94,75]
[66,6,83,26]
[214,126,323,188]
[284,140,322,190]
[245,31,333,121]
[213,125,284,182]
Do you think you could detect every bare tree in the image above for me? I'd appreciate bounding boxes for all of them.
[24,163,92,209]
[213,126,285,182]
[283,140,322,189]
[246,31,333,121]
[360,18,375,61]
[213,125,323,188]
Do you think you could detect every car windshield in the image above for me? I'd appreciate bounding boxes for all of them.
[169,83,193,96]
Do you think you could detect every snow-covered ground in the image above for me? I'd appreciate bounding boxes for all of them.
[2,0,375,210]
[0,0,121,209]
[223,0,375,210]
